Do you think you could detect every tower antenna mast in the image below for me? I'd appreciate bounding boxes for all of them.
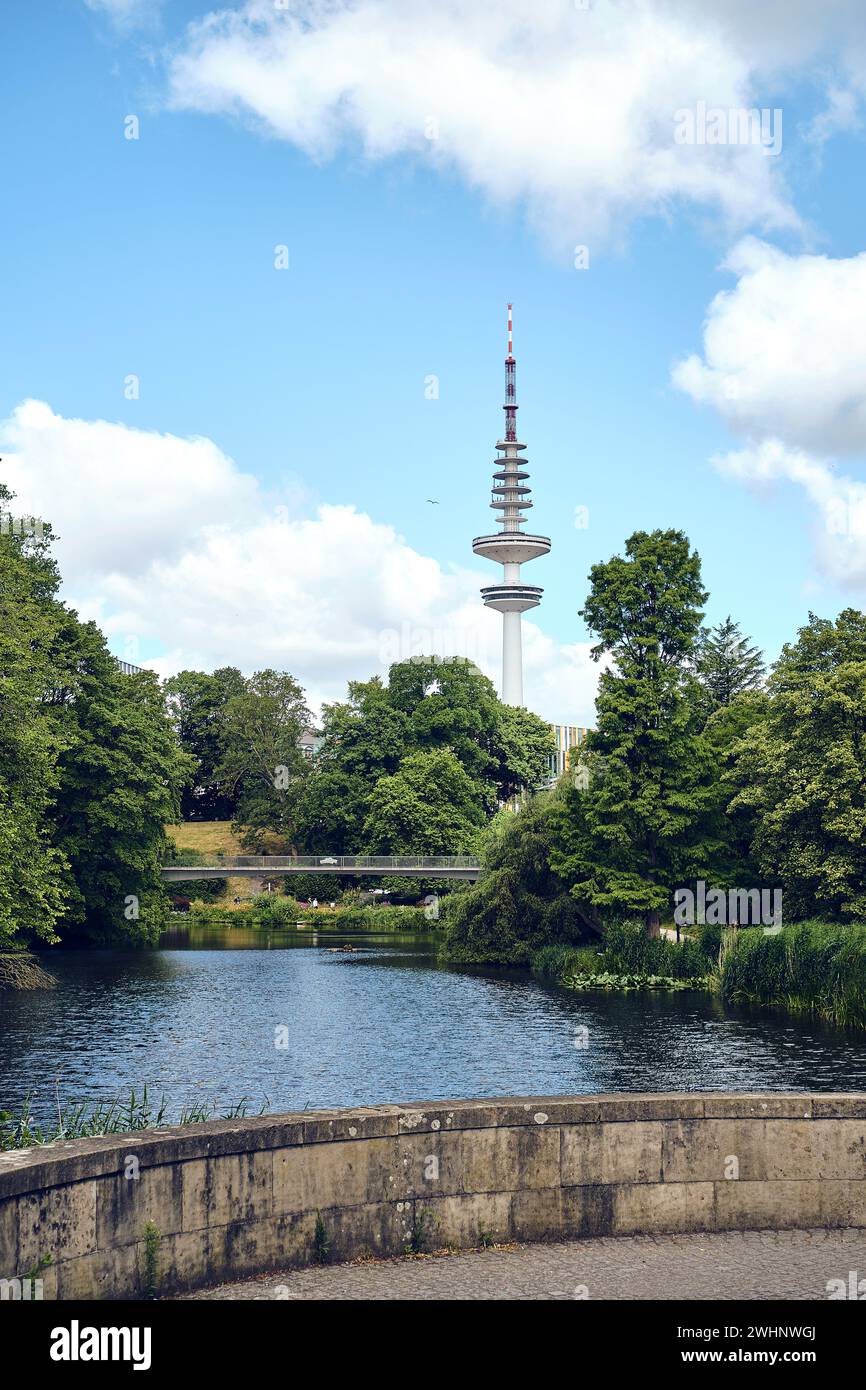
[504,303,517,442]
[472,305,550,707]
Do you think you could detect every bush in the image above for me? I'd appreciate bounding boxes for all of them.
[442,796,591,966]
[186,899,428,932]
[329,905,427,931]
[285,873,353,901]
[254,894,305,920]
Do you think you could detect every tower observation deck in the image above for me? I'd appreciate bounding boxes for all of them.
[472,305,550,706]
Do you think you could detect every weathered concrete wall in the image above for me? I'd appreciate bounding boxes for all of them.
[1,1093,865,1299]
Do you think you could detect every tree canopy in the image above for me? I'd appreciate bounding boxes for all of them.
[442,793,587,964]
[164,666,246,819]
[552,529,716,935]
[295,657,553,857]
[0,487,189,948]
[727,610,866,921]
[217,669,312,850]
[695,616,765,712]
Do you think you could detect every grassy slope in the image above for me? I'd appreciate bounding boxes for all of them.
[166,821,243,854]
[165,821,252,904]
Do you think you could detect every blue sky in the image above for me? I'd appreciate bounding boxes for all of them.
[3,1,866,723]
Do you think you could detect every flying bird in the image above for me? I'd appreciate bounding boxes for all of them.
[426,498,439,504]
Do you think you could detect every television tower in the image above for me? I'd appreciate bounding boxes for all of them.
[473,305,550,707]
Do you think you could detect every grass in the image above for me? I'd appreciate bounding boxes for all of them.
[531,925,715,993]
[719,920,866,1030]
[166,820,254,904]
[0,1087,264,1151]
[166,821,243,855]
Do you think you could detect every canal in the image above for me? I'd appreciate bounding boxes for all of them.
[3,927,866,1125]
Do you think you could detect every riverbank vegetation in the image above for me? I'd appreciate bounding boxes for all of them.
[719,921,866,1030]
[186,896,428,932]
[531,922,866,1029]
[0,953,57,990]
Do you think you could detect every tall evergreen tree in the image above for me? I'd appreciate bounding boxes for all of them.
[695,616,765,710]
[551,529,716,936]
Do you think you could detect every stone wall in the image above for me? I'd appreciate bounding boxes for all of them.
[1,1092,865,1299]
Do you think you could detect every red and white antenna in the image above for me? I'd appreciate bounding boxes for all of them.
[504,302,517,440]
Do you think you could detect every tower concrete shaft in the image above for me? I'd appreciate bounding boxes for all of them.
[472,306,550,707]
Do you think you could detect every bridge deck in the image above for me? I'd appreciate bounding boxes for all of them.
[161,855,482,881]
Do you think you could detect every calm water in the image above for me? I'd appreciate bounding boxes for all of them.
[3,927,866,1124]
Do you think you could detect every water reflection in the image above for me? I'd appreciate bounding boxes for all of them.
[2,927,865,1125]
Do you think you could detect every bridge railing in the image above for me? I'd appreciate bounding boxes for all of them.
[176,855,481,870]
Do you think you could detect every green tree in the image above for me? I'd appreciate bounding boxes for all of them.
[386,657,501,802]
[217,669,312,849]
[362,748,486,854]
[295,680,409,853]
[47,617,191,945]
[493,703,556,801]
[0,483,189,947]
[296,659,549,855]
[442,794,588,964]
[552,529,716,936]
[164,666,246,819]
[695,616,765,712]
[728,610,866,921]
[775,607,866,677]
[0,524,68,947]
[699,690,769,888]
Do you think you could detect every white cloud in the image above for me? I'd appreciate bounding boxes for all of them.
[0,400,597,724]
[1,399,261,581]
[714,438,866,587]
[675,237,866,586]
[674,238,866,455]
[803,84,862,148]
[165,0,813,251]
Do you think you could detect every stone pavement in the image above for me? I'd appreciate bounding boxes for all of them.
[182,1228,866,1300]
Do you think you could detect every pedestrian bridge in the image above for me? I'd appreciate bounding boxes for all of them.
[160,855,482,882]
